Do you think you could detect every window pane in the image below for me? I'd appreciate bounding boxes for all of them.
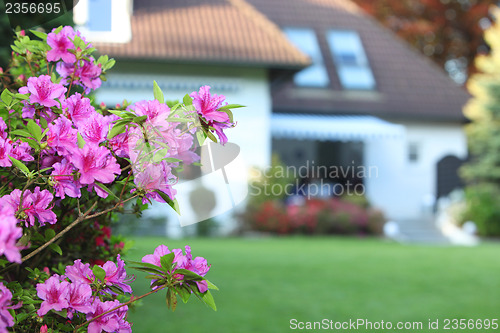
[88,0,112,31]
[283,27,330,87]
[337,67,376,90]
[327,30,376,90]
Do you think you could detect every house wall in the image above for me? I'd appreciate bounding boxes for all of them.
[364,121,467,221]
[94,62,272,235]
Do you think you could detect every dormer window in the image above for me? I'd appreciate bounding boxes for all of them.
[88,0,112,31]
[283,27,330,88]
[327,30,376,90]
[74,0,133,43]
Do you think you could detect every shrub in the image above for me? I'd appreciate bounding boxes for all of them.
[0,27,242,332]
[244,197,385,236]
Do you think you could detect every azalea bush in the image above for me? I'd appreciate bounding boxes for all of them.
[0,26,241,332]
[244,198,385,236]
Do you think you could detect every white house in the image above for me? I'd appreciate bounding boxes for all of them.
[73,0,470,235]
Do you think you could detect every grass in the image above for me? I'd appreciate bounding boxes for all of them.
[124,237,500,332]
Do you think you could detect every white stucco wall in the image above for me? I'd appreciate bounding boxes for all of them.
[364,121,467,221]
[94,63,271,236]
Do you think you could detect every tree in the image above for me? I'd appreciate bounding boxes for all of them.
[351,0,496,84]
[461,6,500,236]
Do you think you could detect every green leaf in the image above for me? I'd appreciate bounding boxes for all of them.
[133,115,148,124]
[77,133,86,148]
[44,229,56,240]
[92,265,106,282]
[153,81,164,104]
[166,288,177,311]
[160,253,175,273]
[20,138,39,150]
[1,89,12,106]
[196,130,206,146]
[166,117,192,123]
[48,243,62,256]
[206,280,219,290]
[206,130,218,143]
[218,103,245,110]
[175,285,191,303]
[129,266,165,276]
[154,190,180,214]
[163,157,182,163]
[108,122,127,139]
[225,109,234,123]
[10,130,32,138]
[39,117,48,130]
[174,269,204,281]
[27,119,42,142]
[166,100,179,108]
[8,156,31,177]
[201,290,217,311]
[183,94,193,106]
[127,260,166,274]
[30,30,47,40]
[94,182,119,200]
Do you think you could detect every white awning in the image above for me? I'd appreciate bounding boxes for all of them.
[271,114,405,141]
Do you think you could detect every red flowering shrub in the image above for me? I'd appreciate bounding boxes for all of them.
[245,197,385,236]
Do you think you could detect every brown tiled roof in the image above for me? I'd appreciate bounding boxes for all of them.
[246,0,470,121]
[94,0,310,69]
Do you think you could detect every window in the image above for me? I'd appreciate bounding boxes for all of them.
[408,142,419,163]
[283,28,330,87]
[88,0,112,31]
[327,30,376,90]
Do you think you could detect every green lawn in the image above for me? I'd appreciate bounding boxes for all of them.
[124,237,500,332]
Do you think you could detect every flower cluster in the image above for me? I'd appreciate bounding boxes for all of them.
[142,245,210,293]
[0,25,232,332]
[37,255,132,332]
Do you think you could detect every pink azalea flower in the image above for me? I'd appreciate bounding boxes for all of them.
[142,245,171,268]
[190,85,234,144]
[0,187,56,227]
[46,26,77,63]
[190,86,229,123]
[142,245,210,292]
[0,283,15,331]
[71,144,121,185]
[36,276,70,316]
[0,138,13,167]
[46,116,78,156]
[57,58,102,94]
[101,255,133,293]
[10,140,34,162]
[23,187,57,227]
[108,131,130,159]
[23,75,66,108]
[133,162,177,204]
[66,282,93,316]
[51,159,82,199]
[65,259,94,285]
[78,112,109,144]
[86,299,130,333]
[132,100,170,128]
[62,93,95,125]
[0,205,23,263]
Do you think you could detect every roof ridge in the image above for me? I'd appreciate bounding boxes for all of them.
[225,0,310,64]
